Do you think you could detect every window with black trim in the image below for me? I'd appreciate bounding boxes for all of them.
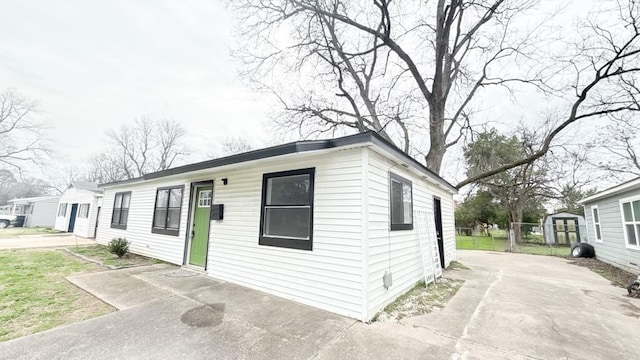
[259,168,315,250]
[390,172,413,230]
[78,204,90,219]
[152,186,183,236]
[111,192,131,229]
[57,203,67,217]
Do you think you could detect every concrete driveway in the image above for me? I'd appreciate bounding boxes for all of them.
[0,233,94,249]
[0,250,638,359]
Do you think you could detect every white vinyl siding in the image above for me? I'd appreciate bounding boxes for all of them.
[209,149,364,319]
[55,188,102,237]
[22,197,59,228]
[97,179,191,265]
[365,149,455,319]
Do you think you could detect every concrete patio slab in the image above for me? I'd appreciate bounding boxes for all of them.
[1,250,639,359]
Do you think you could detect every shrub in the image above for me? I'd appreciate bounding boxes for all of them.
[108,238,130,258]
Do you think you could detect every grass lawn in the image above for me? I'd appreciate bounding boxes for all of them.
[0,249,114,342]
[0,227,64,239]
[456,235,571,257]
[68,245,163,267]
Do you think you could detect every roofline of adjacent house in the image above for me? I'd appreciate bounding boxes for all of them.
[7,195,61,203]
[579,176,640,204]
[99,131,458,193]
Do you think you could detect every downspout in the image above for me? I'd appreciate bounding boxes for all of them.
[361,147,370,322]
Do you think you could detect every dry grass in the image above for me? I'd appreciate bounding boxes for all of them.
[0,249,114,342]
[374,277,464,322]
[67,245,163,268]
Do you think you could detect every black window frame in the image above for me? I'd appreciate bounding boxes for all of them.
[57,203,67,217]
[389,172,414,231]
[151,185,184,236]
[111,192,131,230]
[78,203,90,219]
[259,168,315,251]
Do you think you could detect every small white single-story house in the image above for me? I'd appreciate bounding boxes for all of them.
[95,132,457,321]
[542,212,587,245]
[580,177,640,273]
[6,196,60,227]
[55,182,103,238]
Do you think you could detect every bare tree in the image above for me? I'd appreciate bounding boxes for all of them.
[206,136,254,159]
[594,115,640,178]
[0,89,49,174]
[230,0,640,188]
[230,0,551,170]
[83,153,129,184]
[94,117,189,181]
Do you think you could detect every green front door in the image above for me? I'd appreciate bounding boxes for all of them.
[189,185,212,267]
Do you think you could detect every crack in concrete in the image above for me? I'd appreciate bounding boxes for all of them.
[450,270,503,360]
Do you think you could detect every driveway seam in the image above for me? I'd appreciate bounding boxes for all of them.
[450,270,503,360]
[307,320,358,360]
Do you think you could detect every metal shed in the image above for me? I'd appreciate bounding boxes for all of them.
[542,212,587,245]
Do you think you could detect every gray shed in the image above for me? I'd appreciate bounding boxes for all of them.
[542,212,587,245]
[579,177,640,273]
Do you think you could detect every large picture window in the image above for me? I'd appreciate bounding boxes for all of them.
[78,204,90,219]
[152,186,184,236]
[111,192,131,229]
[259,168,315,250]
[390,172,413,231]
[621,197,640,249]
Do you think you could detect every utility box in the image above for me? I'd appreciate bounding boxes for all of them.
[210,204,224,220]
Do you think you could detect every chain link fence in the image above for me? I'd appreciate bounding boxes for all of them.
[456,221,588,257]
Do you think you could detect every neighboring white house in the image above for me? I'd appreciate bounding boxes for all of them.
[55,182,103,238]
[95,132,457,322]
[580,177,640,273]
[542,212,587,245]
[6,196,60,227]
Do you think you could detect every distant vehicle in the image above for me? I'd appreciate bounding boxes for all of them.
[0,214,23,228]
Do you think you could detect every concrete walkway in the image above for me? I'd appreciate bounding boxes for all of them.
[0,233,95,249]
[1,250,639,359]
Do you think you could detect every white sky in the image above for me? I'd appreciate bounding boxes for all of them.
[0,0,272,173]
[0,0,628,192]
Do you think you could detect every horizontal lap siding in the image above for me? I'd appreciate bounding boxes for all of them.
[584,188,640,272]
[55,189,95,233]
[96,179,191,265]
[209,148,364,319]
[73,196,101,238]
[366,150,448,319]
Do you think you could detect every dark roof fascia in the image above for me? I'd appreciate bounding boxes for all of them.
[99,131,457,193]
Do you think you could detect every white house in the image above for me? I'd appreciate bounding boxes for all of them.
[6,196,60,227]
[95,132,457,321]
[55,182,103,238]
[580,177,640,273]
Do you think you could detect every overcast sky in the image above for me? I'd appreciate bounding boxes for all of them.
[0,0,272,175]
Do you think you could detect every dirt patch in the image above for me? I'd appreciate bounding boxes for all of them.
[374,277,464,322]
[568,257,636,288]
